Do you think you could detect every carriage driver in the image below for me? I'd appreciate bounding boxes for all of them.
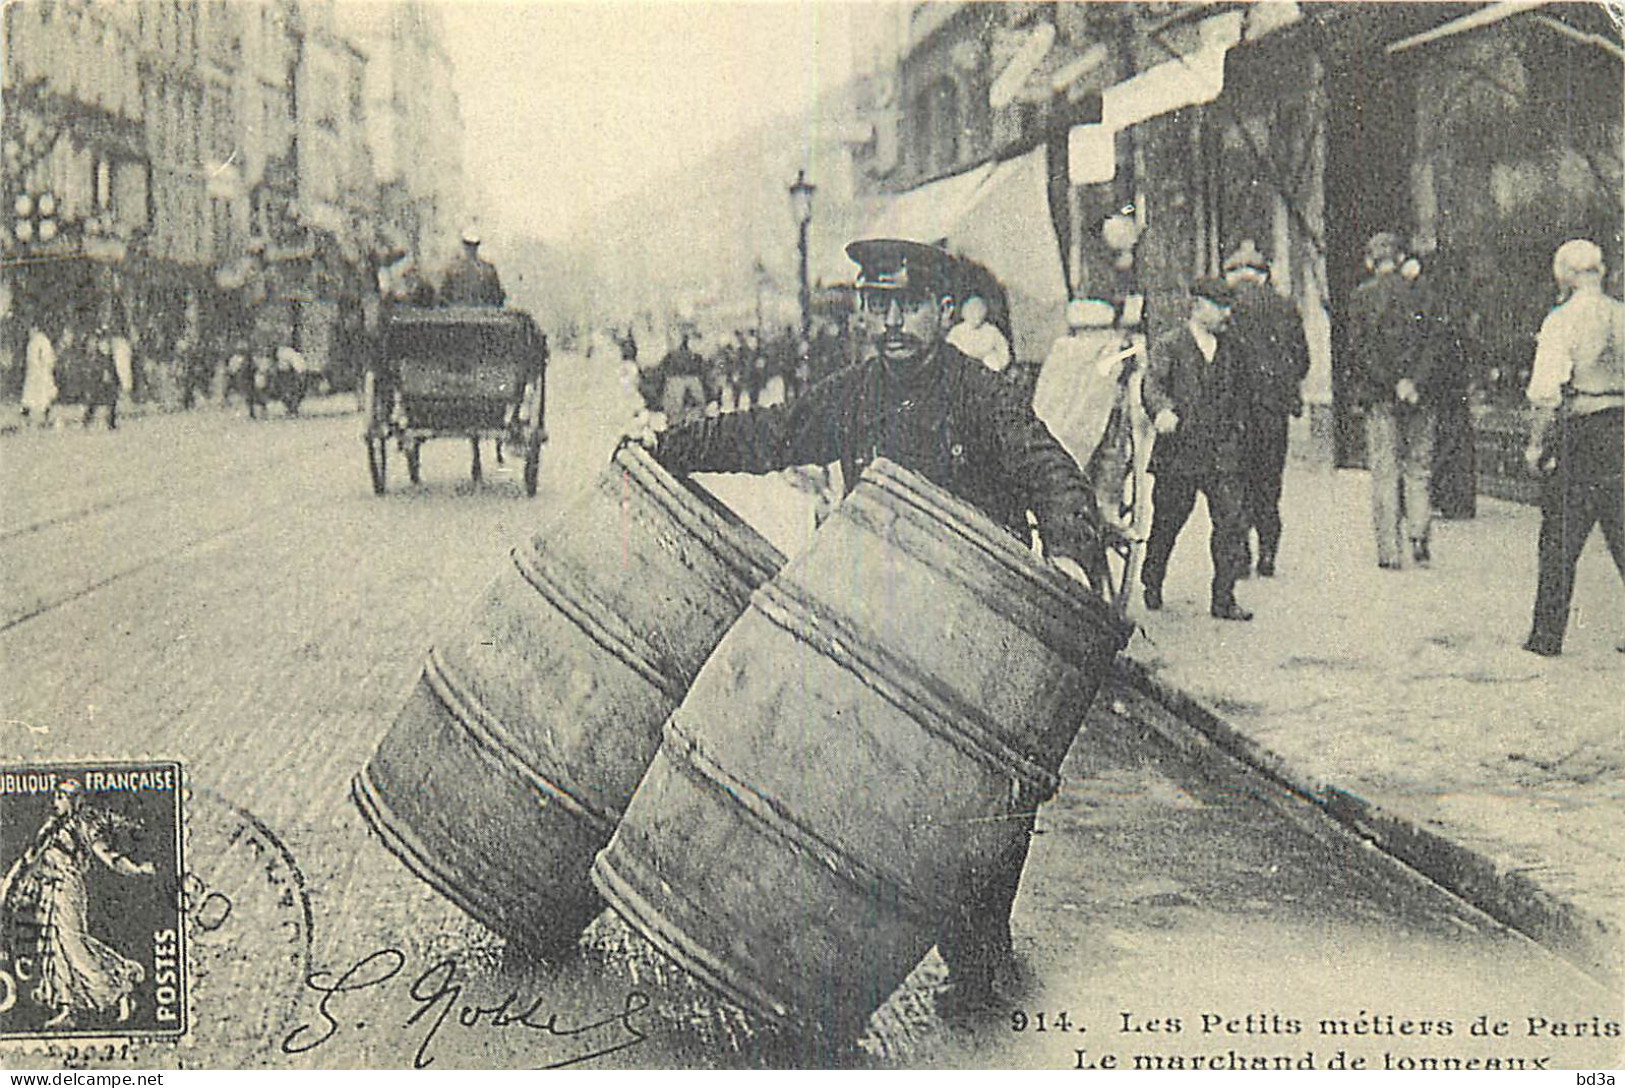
[438,228,507,308]
[630,237,1112,1013]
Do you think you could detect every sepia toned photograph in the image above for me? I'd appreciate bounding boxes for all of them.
[1,0,1621,1071]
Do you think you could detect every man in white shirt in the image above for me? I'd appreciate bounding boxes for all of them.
[1521,239,1624,656]
[946,295,1011,374]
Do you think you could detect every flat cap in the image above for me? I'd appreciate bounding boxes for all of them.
[847,238,960,294]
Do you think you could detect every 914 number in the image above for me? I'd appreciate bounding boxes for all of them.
[1011,1010,1076,1033]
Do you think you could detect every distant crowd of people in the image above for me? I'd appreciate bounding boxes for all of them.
[622,321,851,425]
[620,286,1021,431]
[9,228,512,433]
[17,317,317,429]
[21,321,132,430]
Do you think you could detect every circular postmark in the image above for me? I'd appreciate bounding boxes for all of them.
[178,786,316,1065]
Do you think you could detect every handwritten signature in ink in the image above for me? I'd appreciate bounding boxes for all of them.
[281,948,651,1069]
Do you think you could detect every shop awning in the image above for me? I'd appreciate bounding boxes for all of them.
[862,163,997,247]
[1385,1,1548,54]
[859,150,1068,363]
[1068,10,1248,182]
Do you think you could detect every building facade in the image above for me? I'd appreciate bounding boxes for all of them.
[2,0,465,396]
[337,0,464,276]
[851,1,1623,490]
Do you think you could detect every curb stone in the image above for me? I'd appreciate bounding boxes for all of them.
[1108,654,1619,988]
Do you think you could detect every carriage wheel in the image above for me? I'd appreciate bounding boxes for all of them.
[367,437,387,495]
[470,438,483,484]
[406,441,422,484]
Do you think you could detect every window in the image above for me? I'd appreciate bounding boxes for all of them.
[178,1,195,63]
[113,159,150,234]
[207,84,233,162]
[211,195,231,261]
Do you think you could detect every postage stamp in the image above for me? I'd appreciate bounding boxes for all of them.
[0,762,186,1042]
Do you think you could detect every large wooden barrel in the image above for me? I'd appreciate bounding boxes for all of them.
[592,458,1128,1037]
[354,444,784,957]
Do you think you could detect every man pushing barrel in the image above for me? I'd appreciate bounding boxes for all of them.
[630,237,1112,1014]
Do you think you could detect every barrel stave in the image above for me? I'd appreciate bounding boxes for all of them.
[357,680,605,956]
[596,743,929,1036]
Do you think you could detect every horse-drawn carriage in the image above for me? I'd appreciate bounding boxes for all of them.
[363,306,548,496]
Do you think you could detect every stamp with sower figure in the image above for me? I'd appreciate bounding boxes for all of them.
[0,762,186,1041]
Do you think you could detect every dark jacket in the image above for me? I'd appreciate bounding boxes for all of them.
[1404,272,1460,397]
[655,342,1102,563]
[1142,327,1248,478]
[438,254,506,308]
[1347,270,1432,407]
[1230,281,1311,416]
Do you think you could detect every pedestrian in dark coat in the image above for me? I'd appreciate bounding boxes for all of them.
[1408,253,1476,519]
[636,238,1108,1014]
[656,333,706,425]
[1222,241,1310,576]
[1347,232,1437,569]
[81,331,120,429]
[180,334,217,410]
[1139,279,1254,620]
[737,329,765,409]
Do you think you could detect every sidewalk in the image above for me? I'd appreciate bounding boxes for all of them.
[0,391,358,436]
[1119,458,1622,982]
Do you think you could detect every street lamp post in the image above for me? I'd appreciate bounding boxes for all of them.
[788,169,816,339]
[752,258,767,334]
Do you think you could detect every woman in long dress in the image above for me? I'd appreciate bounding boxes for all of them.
[0,780,155,1027]
[20,324,57,425]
